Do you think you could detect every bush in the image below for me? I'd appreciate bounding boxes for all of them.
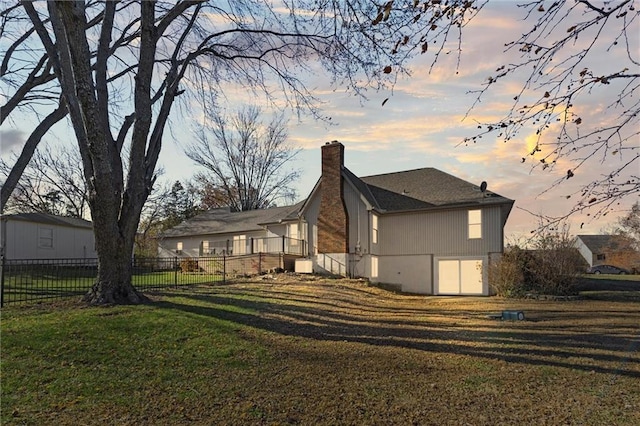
[490,226,586,297]
[180,258,199,273]
[488,249,526,297]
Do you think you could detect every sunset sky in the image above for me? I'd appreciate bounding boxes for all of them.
[1,1,638,241]
[158,1,639,240]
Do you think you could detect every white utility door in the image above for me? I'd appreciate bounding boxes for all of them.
[437,259,484,295]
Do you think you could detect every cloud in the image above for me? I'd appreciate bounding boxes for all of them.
[0,129,25,154]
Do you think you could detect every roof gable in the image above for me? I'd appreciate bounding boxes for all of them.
[358,168,512,212]
[161,204,301,238]
[1,212,93,229]
[576,234,630,253]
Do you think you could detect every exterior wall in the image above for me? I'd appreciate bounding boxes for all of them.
[574,238,594,266]
[433,255,488,295]
[378,205,504,256]
[375,254,433,294]
[343,180,371,255]
[303,194,321,256]
[317,141,348,253]
[2,219,96,260]
[158,229,273,258]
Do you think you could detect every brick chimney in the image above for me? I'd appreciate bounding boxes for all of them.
[317,141,349,253]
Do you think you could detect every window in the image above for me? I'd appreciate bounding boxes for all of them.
[312,225,318,255]
[201,240,210,256]
[371,256,378,278]
[468,209,482,239]
[596,254,606,261]
[211,240,227,254]
[233,235,247,254]
[38,227,53,249]
[176,241,183,254]
[372,214,379,244]
[289,223,299,246]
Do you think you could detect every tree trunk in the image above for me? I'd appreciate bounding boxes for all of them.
[83,229,147,305]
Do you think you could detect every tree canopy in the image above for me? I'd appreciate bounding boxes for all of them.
[186,106,300,211]
[1,0,482,304]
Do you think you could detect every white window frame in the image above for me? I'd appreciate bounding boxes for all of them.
[468,209,482,239]
[202,240,210,255]
[176,241,183,254]
[38,227,54,249]
[372,214,379,244]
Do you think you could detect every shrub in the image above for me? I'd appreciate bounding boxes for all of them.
[488,248,526,297]
[180,258,199,273]
[491,226,586,297]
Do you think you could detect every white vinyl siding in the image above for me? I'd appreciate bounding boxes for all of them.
[378,206,503,256]
[468,209,482,239]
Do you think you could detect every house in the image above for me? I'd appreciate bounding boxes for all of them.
[0,212,96,260]
[574,234,639,270]
[160,141,514,295]
[158,204,305,258]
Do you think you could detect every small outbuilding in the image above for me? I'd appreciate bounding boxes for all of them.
[0,212,96,260]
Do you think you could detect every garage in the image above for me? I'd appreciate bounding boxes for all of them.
[436,258,485,295]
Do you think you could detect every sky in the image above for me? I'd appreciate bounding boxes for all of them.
[1,1,638,241]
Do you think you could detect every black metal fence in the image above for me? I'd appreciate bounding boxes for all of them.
[0,252,294,307]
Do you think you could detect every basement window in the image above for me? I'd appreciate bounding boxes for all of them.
[371,256,378,278]
[468,209,482,239]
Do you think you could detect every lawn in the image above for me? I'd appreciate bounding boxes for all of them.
[1,270,222,306]
[1,276,639,425]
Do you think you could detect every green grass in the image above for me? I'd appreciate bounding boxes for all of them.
[2,271,222,306]
[1,296,266,425]
[582,273,640,281]
[2,280,639,425]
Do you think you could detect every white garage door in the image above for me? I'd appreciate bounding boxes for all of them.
[437,259,483,295]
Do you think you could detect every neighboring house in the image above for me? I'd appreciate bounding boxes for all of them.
[574,234,639,270]
[158,205,305,258]
[160,141,514,295]
[0,212,96,260]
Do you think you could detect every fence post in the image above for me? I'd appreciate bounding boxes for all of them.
[251,238,254,254]
[0,255,5,308]
[223,254,226,284]
[258,252,262,274]
[174,256,178,287]
[282,236,285,253]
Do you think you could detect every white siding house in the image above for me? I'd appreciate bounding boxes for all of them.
[0,213,96,260]
[160,141,514,296]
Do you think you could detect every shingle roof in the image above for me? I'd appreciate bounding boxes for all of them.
[354,167,512,212]
[1,212,92,229]
[163,167,513,237]
[160,203,301,238]
[576,234,629,253]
